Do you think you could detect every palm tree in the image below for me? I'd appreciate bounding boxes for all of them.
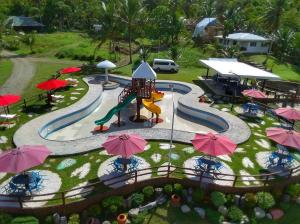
[272,28,295,61]
[263,0,288,33]
[118,0,144,64]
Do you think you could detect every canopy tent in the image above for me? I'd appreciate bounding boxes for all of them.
[132,61,157,80]
[192,17,217,38]
[200,58,280,80]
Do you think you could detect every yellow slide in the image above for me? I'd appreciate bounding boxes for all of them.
[142,91,164,115]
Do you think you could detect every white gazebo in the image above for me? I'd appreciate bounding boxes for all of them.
[96,60,116,83]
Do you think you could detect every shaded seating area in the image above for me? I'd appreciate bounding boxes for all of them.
[4,171,44,196]
[112,156,142,173]
[195,156,222,174]
[242,102,259,115]
[267,146,293,169]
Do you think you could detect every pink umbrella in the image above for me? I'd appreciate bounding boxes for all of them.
[191,132,237,156]
[266,128,300,149]
[274,107,300,121]
[102,134,147,158]
[242,89,267,99]
[0,145,51,173]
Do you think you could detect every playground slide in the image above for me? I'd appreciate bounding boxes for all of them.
[95,93,136,126]
[142,91,164,115]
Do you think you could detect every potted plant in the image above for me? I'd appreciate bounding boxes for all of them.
[117,213,127,224]
[171,194,181,206]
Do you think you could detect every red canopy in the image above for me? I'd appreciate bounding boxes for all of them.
[242,89,267,99]
[0,94,21,106]
[36,79,68,91]
[274,107,300,121]
[191,132,237,156]
[60,67,81,75]
[266,128,300,149]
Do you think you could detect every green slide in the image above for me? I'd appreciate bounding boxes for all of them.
[95,93,136,126]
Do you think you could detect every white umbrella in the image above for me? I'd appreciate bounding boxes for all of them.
[96,60,117,83]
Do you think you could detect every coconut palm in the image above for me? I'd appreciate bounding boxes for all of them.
[118,0,144,64]
[263,0,288,33]
[272,28,295,61]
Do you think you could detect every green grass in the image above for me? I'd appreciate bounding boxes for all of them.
[0,59,13,86]
[248,55,300,82]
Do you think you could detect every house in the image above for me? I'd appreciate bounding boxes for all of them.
[215,33,270,54]
[4,16,44,32]
[192,18,222,40]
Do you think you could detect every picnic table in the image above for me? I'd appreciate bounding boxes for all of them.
[268,147,293,168]
[113,157,141,173]
[195,156,222,174]
[5,171,43,196]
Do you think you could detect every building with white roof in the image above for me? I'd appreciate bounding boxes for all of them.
[215,33,270,54]
[200,58,280,81]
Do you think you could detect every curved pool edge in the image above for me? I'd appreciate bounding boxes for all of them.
[13,74,250,156]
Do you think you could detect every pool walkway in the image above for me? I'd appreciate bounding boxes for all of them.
[13,74,251,156]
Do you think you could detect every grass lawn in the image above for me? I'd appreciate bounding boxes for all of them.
[0,59,87,150]
[0,59,13,86]
[248,55,300,82]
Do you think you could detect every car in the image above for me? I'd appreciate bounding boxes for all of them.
[152,58,179,73]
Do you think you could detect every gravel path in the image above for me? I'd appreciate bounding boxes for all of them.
[0,51,36,95]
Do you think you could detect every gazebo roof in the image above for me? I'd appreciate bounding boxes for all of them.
[96,60,116,69]
[132,62,157,79]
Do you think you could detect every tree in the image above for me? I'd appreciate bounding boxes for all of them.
[118,0,144,64]
[272,28,295,61]
[21,32,36,53]
[168,45,182,61]
[263,0,288,33]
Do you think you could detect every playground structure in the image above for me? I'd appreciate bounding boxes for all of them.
[94,62,164,131]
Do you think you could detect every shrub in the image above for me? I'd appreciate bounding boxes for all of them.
[44,216,53,224]
[192,188,205,203]
[131,212,147,224]
[256,192,275,210]
[102,196,124,209]
[109,205,118,215]
[228,206,244,222]
[87,204,102,217]
[226,194,235,205]
[211,191,227,207]
[0,212,13,224]
[206,208,224,224]
[163,184,173,195]
[286,183,300,198]
[5,38,20,51]
[131,193,145,207]
[174,183,183,195]
[244,193,257,208]
[68,214,80,224]
[280,202,291,211]
[10,216,39,224]
[142,186,154,199]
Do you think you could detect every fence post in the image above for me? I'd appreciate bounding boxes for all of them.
[61,192,66,206]
[167,165,171,178]
[199,171,203,184]
[264,175,270,187]
[134,170,138,183]
[23,99,27,110]
[288,168,294,178]
[232,175,238,187]
[17,196,23,208]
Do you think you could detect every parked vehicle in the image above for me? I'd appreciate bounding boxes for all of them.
[152,58,179,73]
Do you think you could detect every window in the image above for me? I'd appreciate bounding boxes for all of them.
[233,40,237,45]
[250,42,257,47]
[261,42,269,47]
[155,61,169,65]
[171,62,175,66]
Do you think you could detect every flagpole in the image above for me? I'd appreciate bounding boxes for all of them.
[168,84,175,166]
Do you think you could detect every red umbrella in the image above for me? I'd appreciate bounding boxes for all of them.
[102,134,147,158]
[36,79,68,91]
[191,132,237,156]
[274,107,300,121]
[0,94,21,106]
[242,89,267,99]
[0,145,51,173]
[266,127,300,149]
[60,67,81,75]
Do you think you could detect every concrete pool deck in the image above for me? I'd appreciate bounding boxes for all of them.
[13,74,251,156]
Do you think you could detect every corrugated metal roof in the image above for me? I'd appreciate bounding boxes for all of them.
[216,33,269,41]
[5,16,44,27]
[192,18,217,37]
